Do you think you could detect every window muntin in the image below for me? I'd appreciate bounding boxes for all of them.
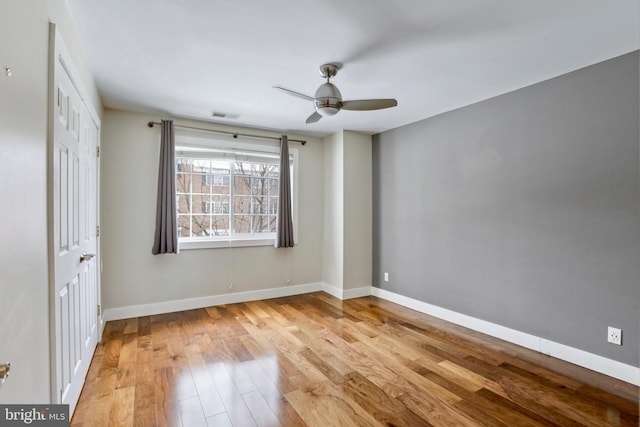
[175,137,295,247]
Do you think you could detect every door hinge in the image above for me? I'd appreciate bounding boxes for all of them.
[97,304,101,316]
[96,146,100,157]
[96,225,100,237]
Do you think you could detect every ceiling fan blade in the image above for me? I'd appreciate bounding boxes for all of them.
[305,111,322,124]
[341,99,398,111]
[273,86,315,102]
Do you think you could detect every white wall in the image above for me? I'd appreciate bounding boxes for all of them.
[0,0,101,403]
[322,131,372,291]
[101,109,324,311]
[322,132,344,289]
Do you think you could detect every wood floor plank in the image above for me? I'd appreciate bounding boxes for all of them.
[398,390,481,427]
[178,395,207,427]
[496,371,634,427]
[137,315,152,337]
[136,334,153,365]
[71,293,639,427]
[285,380,382,427]
[353,339,462,405]
[223,360,258,395]
[154,367,182,427]
[183,344,227,417]
[133,362,156,427]
[122,318,138,336]
[206,412,233,427]
[207,361,258,427]
[270,397,307,427]
[340,370,431,426]
[242,389,281,427]
[501,361,639,421]
[109,386,135,427]
[242,320,328,385]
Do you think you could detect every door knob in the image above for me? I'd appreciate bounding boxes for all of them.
[80,253,96,263]
[0,362,10,387]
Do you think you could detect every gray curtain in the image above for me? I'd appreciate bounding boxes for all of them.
[275,135,294,248]
[152,120,178,254]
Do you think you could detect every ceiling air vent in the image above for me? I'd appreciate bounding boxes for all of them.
[212,112,240,120]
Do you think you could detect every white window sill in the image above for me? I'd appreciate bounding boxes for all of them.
[179,238,276,250]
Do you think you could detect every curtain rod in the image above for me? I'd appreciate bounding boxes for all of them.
[147,121,306,145]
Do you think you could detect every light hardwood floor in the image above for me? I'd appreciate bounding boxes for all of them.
[71,292,639,426]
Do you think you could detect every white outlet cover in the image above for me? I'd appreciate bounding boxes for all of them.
[607,326,622,345]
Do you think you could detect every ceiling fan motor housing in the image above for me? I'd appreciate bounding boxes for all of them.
[314,82,342,116]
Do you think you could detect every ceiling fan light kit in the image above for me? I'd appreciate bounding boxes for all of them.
[275,63,398,124]
[314,82,341,116]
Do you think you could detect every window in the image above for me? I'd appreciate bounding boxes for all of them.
[175,136,297,249]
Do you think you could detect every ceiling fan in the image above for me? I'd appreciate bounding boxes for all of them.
[274,63,398,124]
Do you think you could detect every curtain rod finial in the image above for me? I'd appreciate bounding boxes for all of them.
[147,121,155,128]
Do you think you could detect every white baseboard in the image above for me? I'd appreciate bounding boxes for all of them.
[102,282,325,322]
[371,287,640,386]
[103,282,372,322]
[322,283,371,300]
[101,282,639,385]
[98,315,105,343]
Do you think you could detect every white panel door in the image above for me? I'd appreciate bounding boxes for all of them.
[51,27,99,414]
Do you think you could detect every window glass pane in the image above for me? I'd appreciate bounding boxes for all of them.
[177,194,190,214]
[191,194,209,214]
[176,173,191,194]
[234,196,251,214]
[233,161,250,175]
[268,178,279,196]
[251,196,268,214]
[178,215,192,238]
[211,160,230,174]
[202,200,230,214]
[250,177,261,191]
[188,174,205,194]
[252,215,275,233]
[212,195,230,207]
[234,175,251,195]
[210,216,230,236]
[268,197,278,215]
[234,215,251,233]
[203,173,230,188]
[177,158,192,173]
[264,165,279,178]
[191,159,211,173]
[191,215,210,236]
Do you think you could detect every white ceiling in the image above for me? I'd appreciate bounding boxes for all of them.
[66,0,639,137]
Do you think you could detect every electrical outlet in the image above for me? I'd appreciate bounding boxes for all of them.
[384,272,389,282]
[607,327,622,345]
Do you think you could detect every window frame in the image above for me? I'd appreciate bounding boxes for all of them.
[175,134,298,250]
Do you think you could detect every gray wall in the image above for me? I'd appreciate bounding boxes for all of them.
[373,52,639,366]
